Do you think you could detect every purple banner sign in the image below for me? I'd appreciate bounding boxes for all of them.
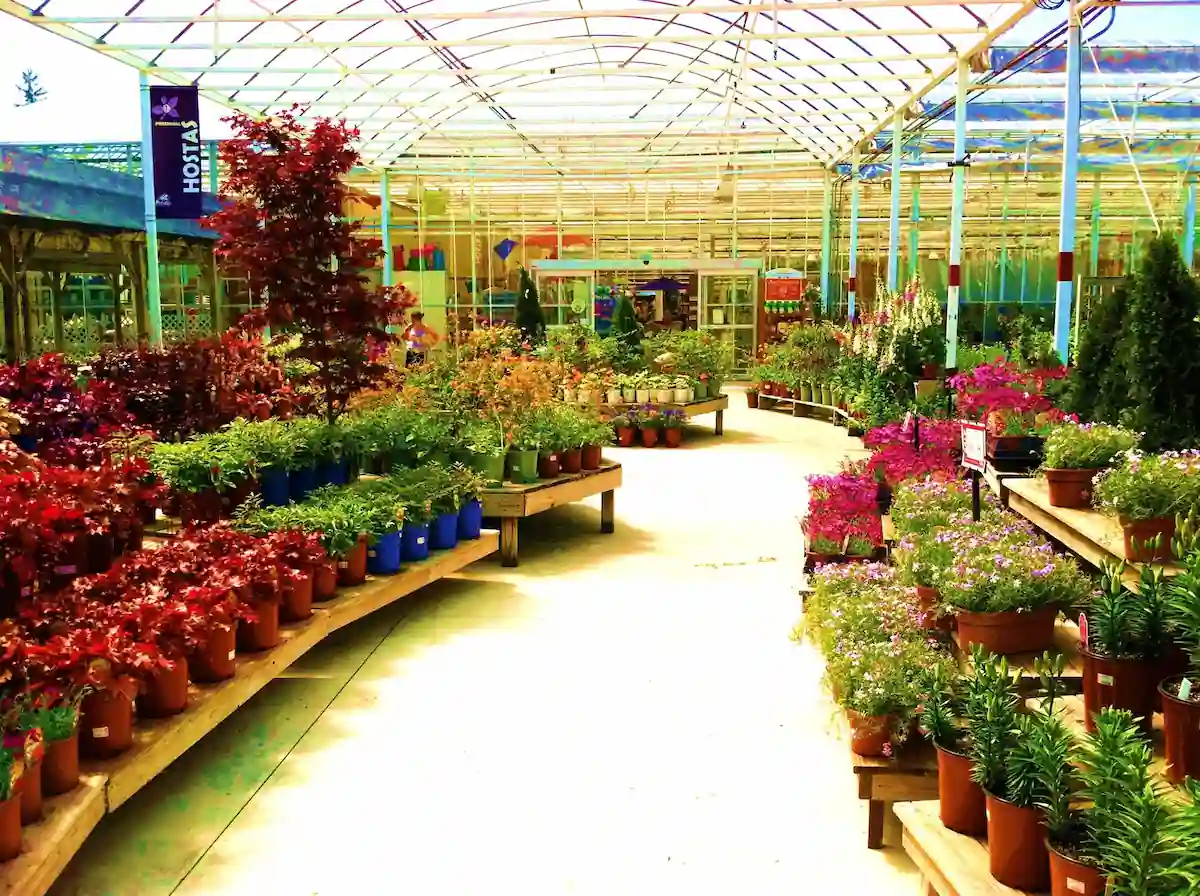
[149,85,203,219]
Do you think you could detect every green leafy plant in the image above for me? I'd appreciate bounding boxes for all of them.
[1089,561,1168,661]
[965,646,1022,796]
[1065,283,1130,423]
[1042,422,1139,471]
[1093,451,1200,522]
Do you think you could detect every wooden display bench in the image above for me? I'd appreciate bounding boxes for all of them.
[896,800,1027,896]
[605,395,728,435]
[851,736,939,850]
[481,462,622,567]
[758,393,851,424]
[0,533,498,896]
[1006,477,1180,587]
[950,618,1085,697]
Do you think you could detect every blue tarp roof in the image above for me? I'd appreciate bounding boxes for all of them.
[991,43,1200,74]
[0,147,218,239]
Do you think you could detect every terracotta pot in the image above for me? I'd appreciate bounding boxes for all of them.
[791,387,803,400]
[640,428,659,448]
[1045,467,1101,509]
[139,657,189,718]
[281,567,314,622]
[747,391,759,408]
[80,687,134,759]
[537,453,561,479]
[1121,516,1176,563]
[0,794,18,862]
[314,561,338,601]
[663,428,683,448]
[985,790,1050,891]
[1080,646,1157,734]
[936,743,987,836]
[20,760,42,825]
[616,428,636,447]
[1160,676,1200,784]
[581,444,603,469]
[42,734,79,796]
[846,710,891,757]
[915,585,952,632]
[956,604,1058,655]
[1048,842,1105,896]
[190,624,237,683]
[337,537,368,587]
[237,600,280,652]
[560,448,583,473]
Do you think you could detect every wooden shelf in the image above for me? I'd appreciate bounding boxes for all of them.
[1005,477,1179,586]
[0,533,498,896]
[896,800,1028,896]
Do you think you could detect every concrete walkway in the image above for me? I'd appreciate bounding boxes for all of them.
[51,394,917,896]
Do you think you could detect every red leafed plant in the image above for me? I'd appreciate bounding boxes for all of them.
[206,107,414,423]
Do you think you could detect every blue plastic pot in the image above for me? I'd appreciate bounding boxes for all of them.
[401,522,430,562]
[316,460,349,488]
[430,512,459,550]
[457,499,483,540]
[289,465,317,503]
[366,531,402,575]
[260,469,291,507]
[14,435,37,453]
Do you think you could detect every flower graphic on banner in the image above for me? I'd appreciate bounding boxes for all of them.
[152,95,180,120]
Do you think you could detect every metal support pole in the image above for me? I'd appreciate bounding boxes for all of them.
[887,112,903,293]
[820,167,833,312]
[1053,0,1082,363]
[138,70,163,348]
[207,140,220,194]
[998,174,1010,305]
[1183,180,1197,269]
[381,169,393,288]
[909,173,920,282]
[848,146,861,321]
[1089,176,1102,276]
[945,55,968,369]
[469,153,478,324]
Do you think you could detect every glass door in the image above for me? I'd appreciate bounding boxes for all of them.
[699,273,757,371]
[538,273,595,330]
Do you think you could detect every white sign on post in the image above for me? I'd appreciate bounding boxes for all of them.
[960,421,986,473]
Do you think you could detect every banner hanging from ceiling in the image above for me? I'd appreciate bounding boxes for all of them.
[149,85,204,219]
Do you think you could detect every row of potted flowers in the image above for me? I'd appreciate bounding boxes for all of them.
[610,407,687,449]
[0,463,489,862]
[564,372,719,407]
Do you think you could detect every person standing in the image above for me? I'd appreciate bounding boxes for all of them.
[403,312,440,366]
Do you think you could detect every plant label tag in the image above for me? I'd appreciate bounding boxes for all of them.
[227,650,236,661]
[92,727,108,738]
[368,550,377,559]
[1078,613,1089,649]
[1097,673,1114,686]
[1067,879,1086,893]
[338,561,348,569]
[1181,678,1194,701]
[417,537,425,545]
[54,565,76,576]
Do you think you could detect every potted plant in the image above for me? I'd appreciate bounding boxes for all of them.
[633,407,662,448]
[0,740,18,861]
[660,409,685,448]
[804,526,843,568]
[1080,562,1167,734]
[461,416,507,487]
[896,533,954,630]
[1041,422,1138,509]
[508,418,541,484]
[746,385,759,409]
[919,661,987,835]
[634,372,652,405]
[1161,536,1200,782]
[672,376,693,404]
[1093,451,1200,563]
[611,414,636,448]
[938,518,1090,654]
[619,373,638,404]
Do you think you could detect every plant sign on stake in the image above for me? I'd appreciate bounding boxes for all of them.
[206,106,414,424]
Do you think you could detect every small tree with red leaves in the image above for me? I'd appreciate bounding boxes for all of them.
[205,107,412,423]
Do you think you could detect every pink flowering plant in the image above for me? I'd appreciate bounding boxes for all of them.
[864,418,961,453]
[950,360,1071,437]
[936,518,1093,614]
[804,469,881,552]
[1092,450,1200,522]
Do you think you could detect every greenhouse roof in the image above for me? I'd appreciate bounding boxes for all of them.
[2,0,1051,172]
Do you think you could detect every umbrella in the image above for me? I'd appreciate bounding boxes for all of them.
[494,238,518,260]
[523,229,592,249]
[639,276,687,291]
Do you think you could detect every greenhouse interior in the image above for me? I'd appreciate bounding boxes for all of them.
[0,1,1199,894]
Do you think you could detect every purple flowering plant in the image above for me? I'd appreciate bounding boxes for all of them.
[936,517,1092,614]
[1092,449,1200,522]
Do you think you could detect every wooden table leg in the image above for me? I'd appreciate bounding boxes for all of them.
[867,799,886,849]
[715,409,724,435]
[600,489,615,534]
[500,517,519,567]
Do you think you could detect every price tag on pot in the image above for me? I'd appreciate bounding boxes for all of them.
[92,727,109,739]
[1067,879,1086,894]
[1096,673,1114,687]
[1078,613,1089,650]
[228,650,236,661]
[1180,678,1193,701]
[417,537,426,545]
